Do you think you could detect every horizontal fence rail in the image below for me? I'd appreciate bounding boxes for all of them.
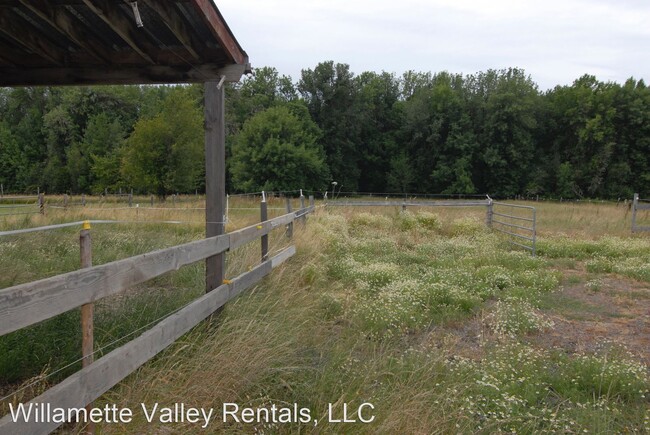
[489,199,537,256]
[631,193,650,233]
[0,246,295,435]
[326,199,490,207]
[0,199,314,434]
[0,210,308,336]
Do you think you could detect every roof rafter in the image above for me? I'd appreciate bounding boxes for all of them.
[18,0,111,64]
[192,0,247,65]
[138,0,203,61]
[0,8,68,65]
[81,0,156,64]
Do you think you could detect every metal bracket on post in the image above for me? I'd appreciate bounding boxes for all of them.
[216,75,226,90]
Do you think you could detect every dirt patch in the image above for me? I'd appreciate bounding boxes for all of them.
[534,275,650,364]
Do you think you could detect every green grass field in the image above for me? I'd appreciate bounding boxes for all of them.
[1,198,649,433]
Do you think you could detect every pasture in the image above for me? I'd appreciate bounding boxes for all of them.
[0,197,649,433]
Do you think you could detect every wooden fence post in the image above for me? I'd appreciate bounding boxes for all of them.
[299,191,306,226]
[81,194,86,207]
[632,193,639,233]
[64,194,69,209]
[79,221,94,435]
[150,195,154,207]
[38,193,44,215]
[128,189,133,207]
[309,195,314,208]
[261,193,269,262]
[486,197,494,228]
[285,197,293,239]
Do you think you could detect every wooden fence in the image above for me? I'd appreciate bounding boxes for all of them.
[632,193,650,233]
[0,200,314,434]
[0,194,43,217]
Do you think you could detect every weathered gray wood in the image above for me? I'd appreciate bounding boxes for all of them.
[230,212,294,251]
[0,247,295,435]
[140,0,203,60]
[18,0,112,63]
[285,197,293,239]
[0,63,246,86]
[271,245,296,268]
[261,200,269,262]
[81,0,155,64]
[636,204,650,210]
[299,195,306,226]
[0,234,229,336]
[205,81,226,293]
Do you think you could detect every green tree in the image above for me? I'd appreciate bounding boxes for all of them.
[121,88,203,197]
[230,104,329,192]
[298,61,360,190]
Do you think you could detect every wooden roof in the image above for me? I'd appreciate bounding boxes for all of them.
[0,0,250,86]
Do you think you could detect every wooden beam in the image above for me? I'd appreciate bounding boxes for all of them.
[138,0,203,60]
[0,8,68,65]
[0,234,229,336]
[191,0,247,65]
[0,210,302,336]
[204,80,226,293]
[19,0,112,63]
[0,63,246,86]
[0,247,294,435]
[81,0,156,64]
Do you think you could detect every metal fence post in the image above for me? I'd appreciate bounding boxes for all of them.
[261,192,268,262]
[79,221,94,434]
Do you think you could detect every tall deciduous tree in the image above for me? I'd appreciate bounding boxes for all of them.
[121,88,203,197]
[230,103,329,192]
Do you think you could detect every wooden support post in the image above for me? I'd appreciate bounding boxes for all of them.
[632,193,639,233]
[204,80,226,293]
[64,194,69,209]
[0,183,3,198]
[79,221,94,435]
[261,197,269,261]
[128,189,133,207]
[150,195,154,207]
[38,193,44,215]
[309,195,314,208]
[81,193,86,207]
[285,197,293,239]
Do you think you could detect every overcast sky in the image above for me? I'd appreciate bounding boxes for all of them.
[216,0,650,90]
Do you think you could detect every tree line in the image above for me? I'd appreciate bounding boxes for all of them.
[1,62,648,199]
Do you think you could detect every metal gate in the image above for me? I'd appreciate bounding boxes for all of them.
[487,197,537,256]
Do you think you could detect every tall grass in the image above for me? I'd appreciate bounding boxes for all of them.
[1,199,648,433]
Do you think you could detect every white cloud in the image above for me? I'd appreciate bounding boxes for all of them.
[216,0,650,89]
